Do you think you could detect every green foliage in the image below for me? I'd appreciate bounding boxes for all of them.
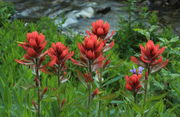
[114,0,165,59]
[0,1,15,26]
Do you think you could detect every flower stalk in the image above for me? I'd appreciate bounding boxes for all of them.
[35,59,41,117]
[133,91,137,117]
[16,31,48,117]
[143,66,150,107]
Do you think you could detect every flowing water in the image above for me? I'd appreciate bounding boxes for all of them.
[3,0,180,35]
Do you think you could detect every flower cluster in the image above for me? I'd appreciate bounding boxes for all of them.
[91,20,110,38]
[72,35,110,71]
[16,31,74,116]
[86,19,115,52]
[72,20,114,80]
[125,74,142,92]
[16,31,47,66]
[78,35,104,61]
[131,40,168,73]
[47,42,74,73]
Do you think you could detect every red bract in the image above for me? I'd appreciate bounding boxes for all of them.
[86,20,115,52]
[72,35,106,71]
[91,20,110,38]
[43,42,74,85]
[131,40,168,73]
[47,42,74,69]
[16,31,47,66]
[78,35,104,60]
[125,74,142,92]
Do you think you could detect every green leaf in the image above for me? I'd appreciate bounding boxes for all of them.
[147,93,167,103]
[133,28,150,40]
[110,100,124,104]
[97,92,119,101]
[103,75,123,86]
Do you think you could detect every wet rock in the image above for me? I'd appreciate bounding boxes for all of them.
[75,7,94,18]
[96,6,111,14]
[18,6,43,17]
[175,26,180,35]
[61,11,78,27]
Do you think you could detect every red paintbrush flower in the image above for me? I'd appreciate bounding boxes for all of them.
[47,42,74,69]
[86,19,115,52]
[16,31,48,116]
[16,31,47,66]
[78,35,104,60]
[44,42,74,85]
[71,35,106,70]
[91,20,110,38]
[125,74,142,92]
[131,40,168,73]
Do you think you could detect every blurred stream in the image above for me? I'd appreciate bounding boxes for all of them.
[3,0,180,35]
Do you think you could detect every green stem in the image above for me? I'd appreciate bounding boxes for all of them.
[37,86,40,117]
[98,100,101,117]
[143,67,150,104]
[87,83,92,117]
[57,65,62,116]
[57,65,61,87]
[133,91,137,117]
[142,66,150,117]
[97,71,102,117]
[35,59,41,117]
[87,60,92,116]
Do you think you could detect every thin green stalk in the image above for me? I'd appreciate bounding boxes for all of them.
[37,86,41,117]
[57,65,61,87]
[97,100,102,117]
[142,66,150,117]
[97,71,102,117]
[133,91,137,117]
[35,59,41,117]
[87,83,92,117]
[87,83,91,107]
[143,67,150,105]
[87,60,92,116]
[57,65,62,116]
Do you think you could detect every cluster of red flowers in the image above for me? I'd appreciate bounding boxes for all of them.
[125,40,168,92]
[72,35,109,71]
[86,20,115,52]
[72,20,114,85]
[16,20,169,109]
[16,31,47,66]
[16,31,74,78]
[125,74,142,92]
[16,20,115,103]
[131,40,168,73]
[46,42,74,76]
[78,35,104,61]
